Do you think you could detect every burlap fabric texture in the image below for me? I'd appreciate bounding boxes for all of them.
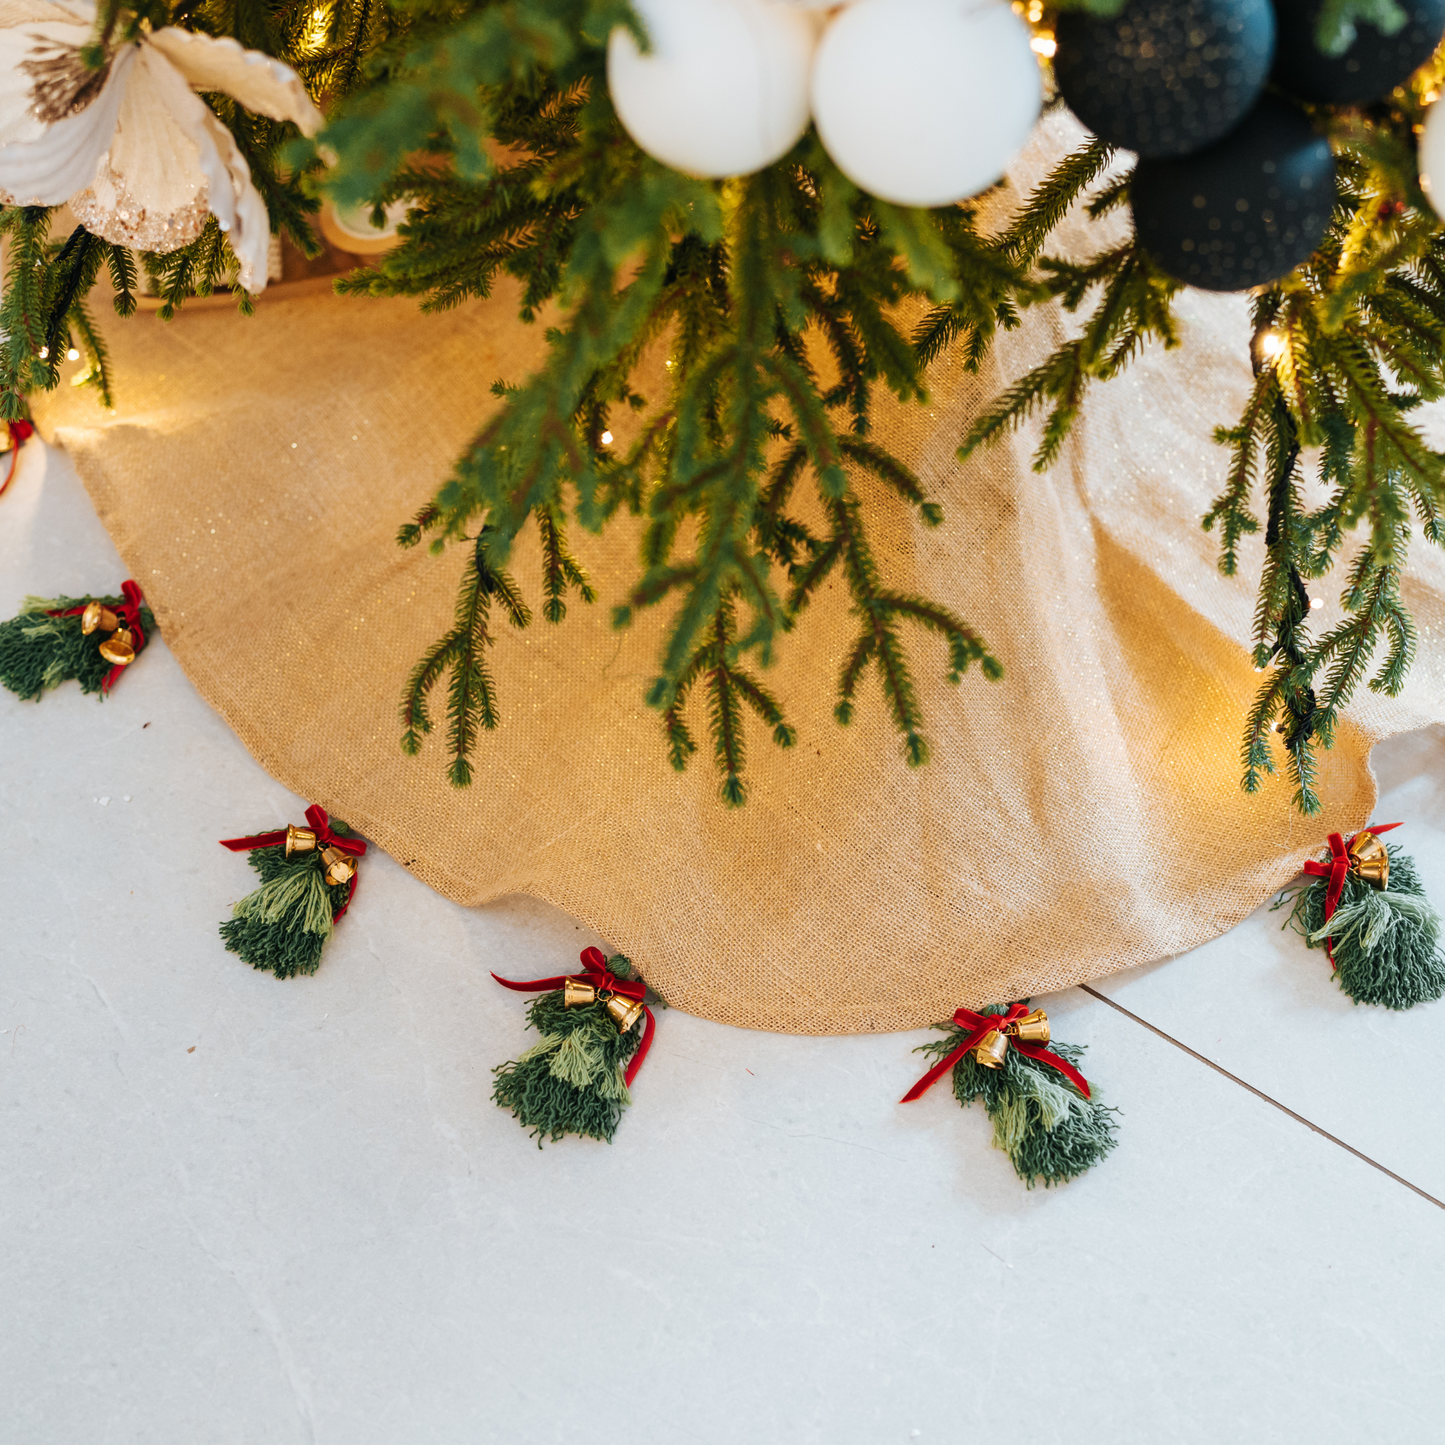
[31,113,1445,1034]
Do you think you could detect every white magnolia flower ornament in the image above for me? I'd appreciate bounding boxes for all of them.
[0,1,323,291]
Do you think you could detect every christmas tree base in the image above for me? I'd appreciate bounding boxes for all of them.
[31,111,1445,1034]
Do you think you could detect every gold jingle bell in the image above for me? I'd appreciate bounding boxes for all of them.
[563,977,598,1008]
[320,845,357,887]
[81,600,119,635]
[974,1028,1010,1070]
[97,627,135,666]
[604,993,644,1033]
[284,824,319,858]
[1012,1009,1051,1045]
[1348,831,1390,891]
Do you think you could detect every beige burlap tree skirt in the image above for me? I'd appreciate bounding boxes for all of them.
[31,115,1445,1033]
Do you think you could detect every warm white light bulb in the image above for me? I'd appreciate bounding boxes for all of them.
[37,346,48,359]
[66,347,79,361]
[1257,330,1287,361]
[1030,33,1056,55]
[1310,596,1324,610]
[600,431,614,446]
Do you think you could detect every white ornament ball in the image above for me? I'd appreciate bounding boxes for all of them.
[811,0,1043,208]
[1420,97,1445,219]
[608,0,815,178]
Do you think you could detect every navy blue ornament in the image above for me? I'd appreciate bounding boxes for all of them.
[1054,0,1276,159]
[1272,0,1445,104]
[1131,97,1337,291]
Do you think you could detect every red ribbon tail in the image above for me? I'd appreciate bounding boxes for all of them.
[901,1028,990,1104]
[219,829,289,851]
[491,972,572,994]
[334,871,358,922]
[1012,1042,1092,1100]
[623,1006,656,1088]
[1323,856,1350,923]
[901,1047,964,1103]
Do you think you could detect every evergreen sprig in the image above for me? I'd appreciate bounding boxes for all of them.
[399,526,533,786]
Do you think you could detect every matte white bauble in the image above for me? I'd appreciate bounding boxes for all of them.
[1421,97,1445,219]
[608,0,815,179]
[811,0,1043,207]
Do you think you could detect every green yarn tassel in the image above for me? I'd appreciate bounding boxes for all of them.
[1277,844,1445,1009]
[219,843,352,978]
[492,956,649,1145]
[914,1007,1119,1187]
[0,593,154,700]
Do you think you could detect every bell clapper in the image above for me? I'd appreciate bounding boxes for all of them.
[320,845,357,887]
[973,1028,1010,1069]
[604,992,644,1032]
[97,627,136,666]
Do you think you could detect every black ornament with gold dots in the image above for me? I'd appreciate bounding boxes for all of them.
[1130,96,1337,292]
[1054,0,1277,159]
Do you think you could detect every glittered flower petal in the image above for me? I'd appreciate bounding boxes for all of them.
[148,27,322,136]
[0,15,97,148]
[70,155,209,253]
[107,45,209,216]
[0,38,130,203]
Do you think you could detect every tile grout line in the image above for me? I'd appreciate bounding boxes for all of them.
[1079,985,1445,1212]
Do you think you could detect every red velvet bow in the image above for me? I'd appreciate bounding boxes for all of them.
[1302,822,1401,964]
[218,804,367,919]
[493,945,656,1087]
[0,419,34,500]
[901,1001,1092,1104]
[49,578,147,693]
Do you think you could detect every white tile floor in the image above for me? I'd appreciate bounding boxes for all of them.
[5,443,1445,1445]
